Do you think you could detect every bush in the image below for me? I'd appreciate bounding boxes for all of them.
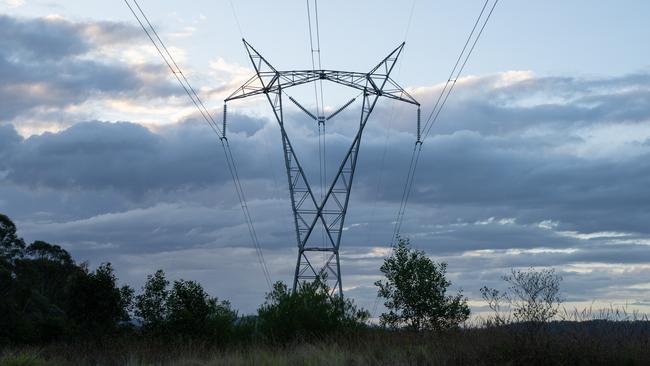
[481,267,563,324]
[375,238,470,330]
[257,277,369,342]
[0,214,132,343]
[134,270,237,341]
[63,262,133,336]
[0,352,47,366]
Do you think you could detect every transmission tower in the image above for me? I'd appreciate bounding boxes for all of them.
[225,39,419,296]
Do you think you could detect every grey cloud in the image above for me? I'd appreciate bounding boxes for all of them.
[0,117,277,196]
[0,14,140,60]
[0,14,178,121]
[4,69,650,313]
[0,14,90,60]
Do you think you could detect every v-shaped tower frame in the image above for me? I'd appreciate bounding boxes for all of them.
[225,39,419,296]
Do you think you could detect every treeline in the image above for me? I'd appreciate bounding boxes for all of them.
[0,214,370,345]
[2,210,570,347]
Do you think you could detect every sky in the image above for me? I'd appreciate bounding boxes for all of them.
[1,0,650,316]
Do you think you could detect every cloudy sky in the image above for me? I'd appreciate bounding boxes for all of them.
[1,0,650,316]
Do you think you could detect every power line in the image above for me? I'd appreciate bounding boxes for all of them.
[373,0,500,320]
[392,0,499,244]
[123,0,273,290]
[306,0,328,258]
[228,0,244,38]
[369,0,417,223]
[370,0,417,319]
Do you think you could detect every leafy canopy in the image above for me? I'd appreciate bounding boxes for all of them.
[257,277,369,342]
[375,238,470,330]
[135,269,237,341]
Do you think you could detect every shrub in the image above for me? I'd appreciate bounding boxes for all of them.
[482,267,563,324]
[64,262,133,335]
[134,270,237,341]
[257,277,369,342]
[375,238,470,330]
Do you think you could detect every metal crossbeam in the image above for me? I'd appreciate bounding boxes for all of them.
[225,39,419,297]
[226,41,419,107]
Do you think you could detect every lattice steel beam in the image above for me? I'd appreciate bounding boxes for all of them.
[225,39,419,297]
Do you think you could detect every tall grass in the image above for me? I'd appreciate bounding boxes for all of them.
[3,306,649,366]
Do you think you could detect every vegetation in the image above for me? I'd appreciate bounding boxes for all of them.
[135,269,237,342]
[0,213,368,347]
[375,238,470,330]
[481,267,563,324]
[2,213,649,365]
[0,214,132,343]
[257,277,368,342]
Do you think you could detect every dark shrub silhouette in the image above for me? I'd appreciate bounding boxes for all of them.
[375,238,470,330]
[135,269,237,341]
[257,277,369,342]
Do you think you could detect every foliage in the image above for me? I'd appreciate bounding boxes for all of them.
[64,262,133,335]
[0,352,47,366]
[0,213,132,344]
[257,277,369,342]
[134,270,238,341]
[482,267,563,323]
[0,213,26,262]
[375,238,470,330]
[5,318,650,366]
[135,269,169,333]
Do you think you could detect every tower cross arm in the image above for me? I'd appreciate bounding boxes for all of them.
[225,69,419,106]
[225,39,418,106]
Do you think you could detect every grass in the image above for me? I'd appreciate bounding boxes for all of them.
[3,322,650,366]
[2,307,650,366]
[0,353,48,366]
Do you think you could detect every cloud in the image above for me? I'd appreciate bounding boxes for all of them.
[4,0,24,9]
[2,13,650,313]
[0,117,277,196]
[0,14,235,135]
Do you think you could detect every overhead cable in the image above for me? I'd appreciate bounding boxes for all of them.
[124,0,273,290]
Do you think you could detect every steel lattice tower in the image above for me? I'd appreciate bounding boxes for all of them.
[225,39,419,296]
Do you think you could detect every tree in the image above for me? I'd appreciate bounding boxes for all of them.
[257,277,369,342]
[481,268,563,324]
[509,268,562,323]
[375,238,470,330]
[0,215,82,343]
[0,213,133,343]
[64,262,133,335]
[166,279,237,340]
[135,269,169,333]
[0,213,25,262]
[134,270,237,341]
[479,285,508,325]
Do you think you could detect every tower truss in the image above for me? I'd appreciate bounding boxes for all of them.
[225,39,419,296]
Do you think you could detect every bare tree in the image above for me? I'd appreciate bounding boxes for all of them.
[481,268,563,324]
[480,286,507,325]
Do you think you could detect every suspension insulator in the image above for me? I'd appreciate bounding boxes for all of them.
[416,107,422,144]
[222,103,228,139]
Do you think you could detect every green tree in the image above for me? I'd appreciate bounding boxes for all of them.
[166,279,237,340]
[10,240,80,341]
[375,238,470,330]
[0,213,133,343]
[257,277,369,342]
[0,214,81,343]
[0,213,25,262]
[64,262,133,335]
[135,269,169,333]
[134,270,237,341]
